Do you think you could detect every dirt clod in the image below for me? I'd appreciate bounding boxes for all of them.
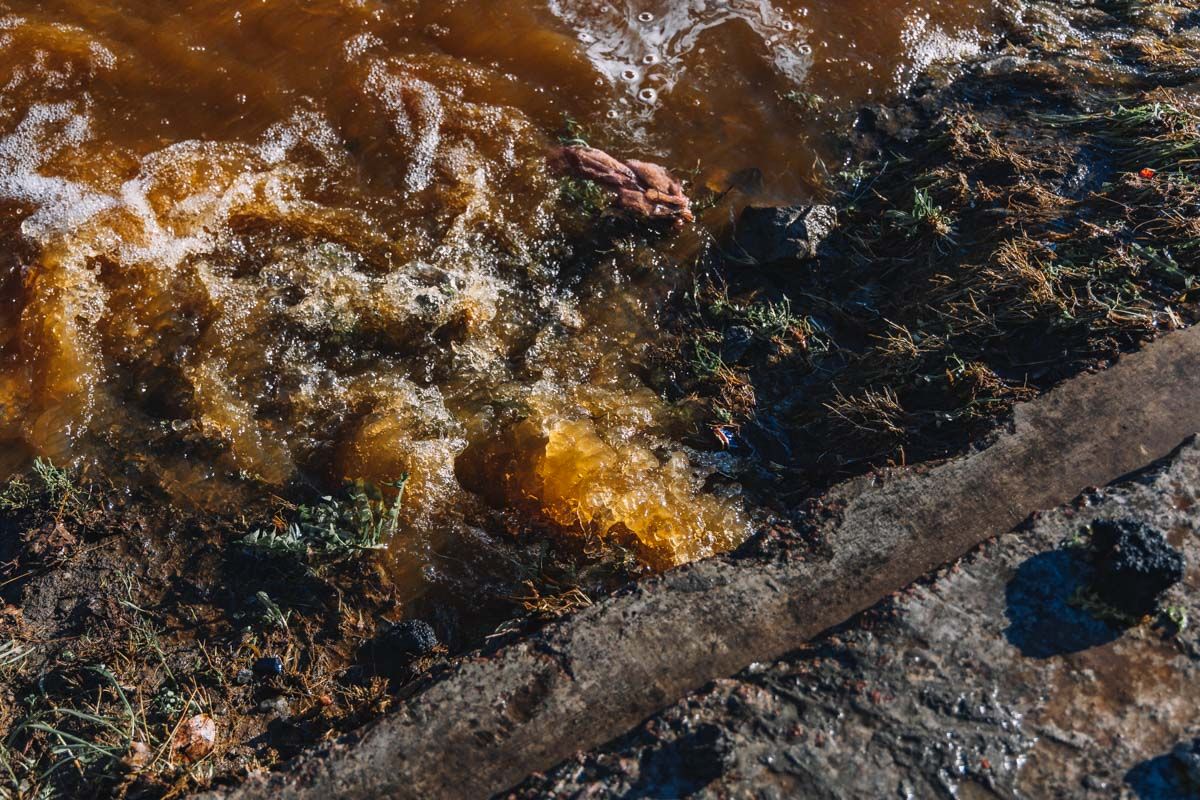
[1091,518,1186,615]
[371,619,439,676]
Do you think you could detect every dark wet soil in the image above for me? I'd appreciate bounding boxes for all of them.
[668,0,1200,518]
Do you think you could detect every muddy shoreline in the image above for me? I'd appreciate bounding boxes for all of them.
[1,0,1199,797]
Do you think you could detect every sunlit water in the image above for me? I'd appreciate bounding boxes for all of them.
[0,0,994,584]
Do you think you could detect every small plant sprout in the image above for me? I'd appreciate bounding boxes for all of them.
[0,458,86,517]
[254,592,291,633]
[1166,604,1189,632]
[885,187,954,239]
[242,477,410,564]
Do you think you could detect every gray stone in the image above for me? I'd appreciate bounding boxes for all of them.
[730,205,837,265]
[257,696,291,720]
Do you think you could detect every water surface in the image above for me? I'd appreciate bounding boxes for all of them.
[0,0,994,583]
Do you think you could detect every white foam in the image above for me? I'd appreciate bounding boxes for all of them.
[899,14,982,88]
[365,61,444,193]
[0,102,118,239]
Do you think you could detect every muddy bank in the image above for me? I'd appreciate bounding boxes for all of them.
[672,0,1200,515]
[0,0,1199,797]
[195,316,1200,800]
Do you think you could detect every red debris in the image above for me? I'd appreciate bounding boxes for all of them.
[1140,167,1157,179]
[551,145,694,227]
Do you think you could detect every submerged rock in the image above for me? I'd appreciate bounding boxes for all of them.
[730,204,837,265]
[1090,518,1185,616]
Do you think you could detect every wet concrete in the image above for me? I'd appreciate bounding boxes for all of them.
[512,436,1200,798]
[200,312,1200,800]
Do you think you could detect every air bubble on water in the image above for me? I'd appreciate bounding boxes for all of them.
[799,43,813,55]
[0,102,118,239]
[578,31,595,44]
[621,68,639,82]
[637,88,657,103]
[606,109,620,119]
[637,12,654,23]
[642,54,658,65]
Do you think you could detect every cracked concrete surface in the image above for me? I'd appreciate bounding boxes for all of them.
[510,437,1200,798]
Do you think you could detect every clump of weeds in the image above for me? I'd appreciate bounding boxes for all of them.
[240,477,409,567]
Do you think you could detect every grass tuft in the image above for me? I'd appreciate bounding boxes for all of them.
[242,477,409,565]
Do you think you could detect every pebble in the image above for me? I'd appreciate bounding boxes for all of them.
[257,696,291,720]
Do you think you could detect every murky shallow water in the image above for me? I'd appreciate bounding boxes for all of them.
[0,0,995,583]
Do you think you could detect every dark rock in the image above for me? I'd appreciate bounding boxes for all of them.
[741,414,793,464]
[721,326,755,363]
[252,656,284,679]
[1172,738,1200,785]
[1090,519,1185,615]
[730,205,837,266]
[858,105,905,137]
[371,619,439,675]
[634,724,733,795]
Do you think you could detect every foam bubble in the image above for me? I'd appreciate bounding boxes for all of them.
[365,61,445,194]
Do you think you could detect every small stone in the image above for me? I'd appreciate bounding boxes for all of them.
[1173,738,1200,785]
[235,668,254,685]
[252,656,284,678]
[257,696,291,720]
[731,204,837,265]
[1090,519,1185,615]
[172,714,217,764]
[122,740,152,771]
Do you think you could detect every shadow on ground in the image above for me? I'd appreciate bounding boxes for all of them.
[1003,548,1122,658]
[1126,753,1200,800]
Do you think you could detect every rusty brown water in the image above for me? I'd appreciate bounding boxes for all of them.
[0,0,994,586]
